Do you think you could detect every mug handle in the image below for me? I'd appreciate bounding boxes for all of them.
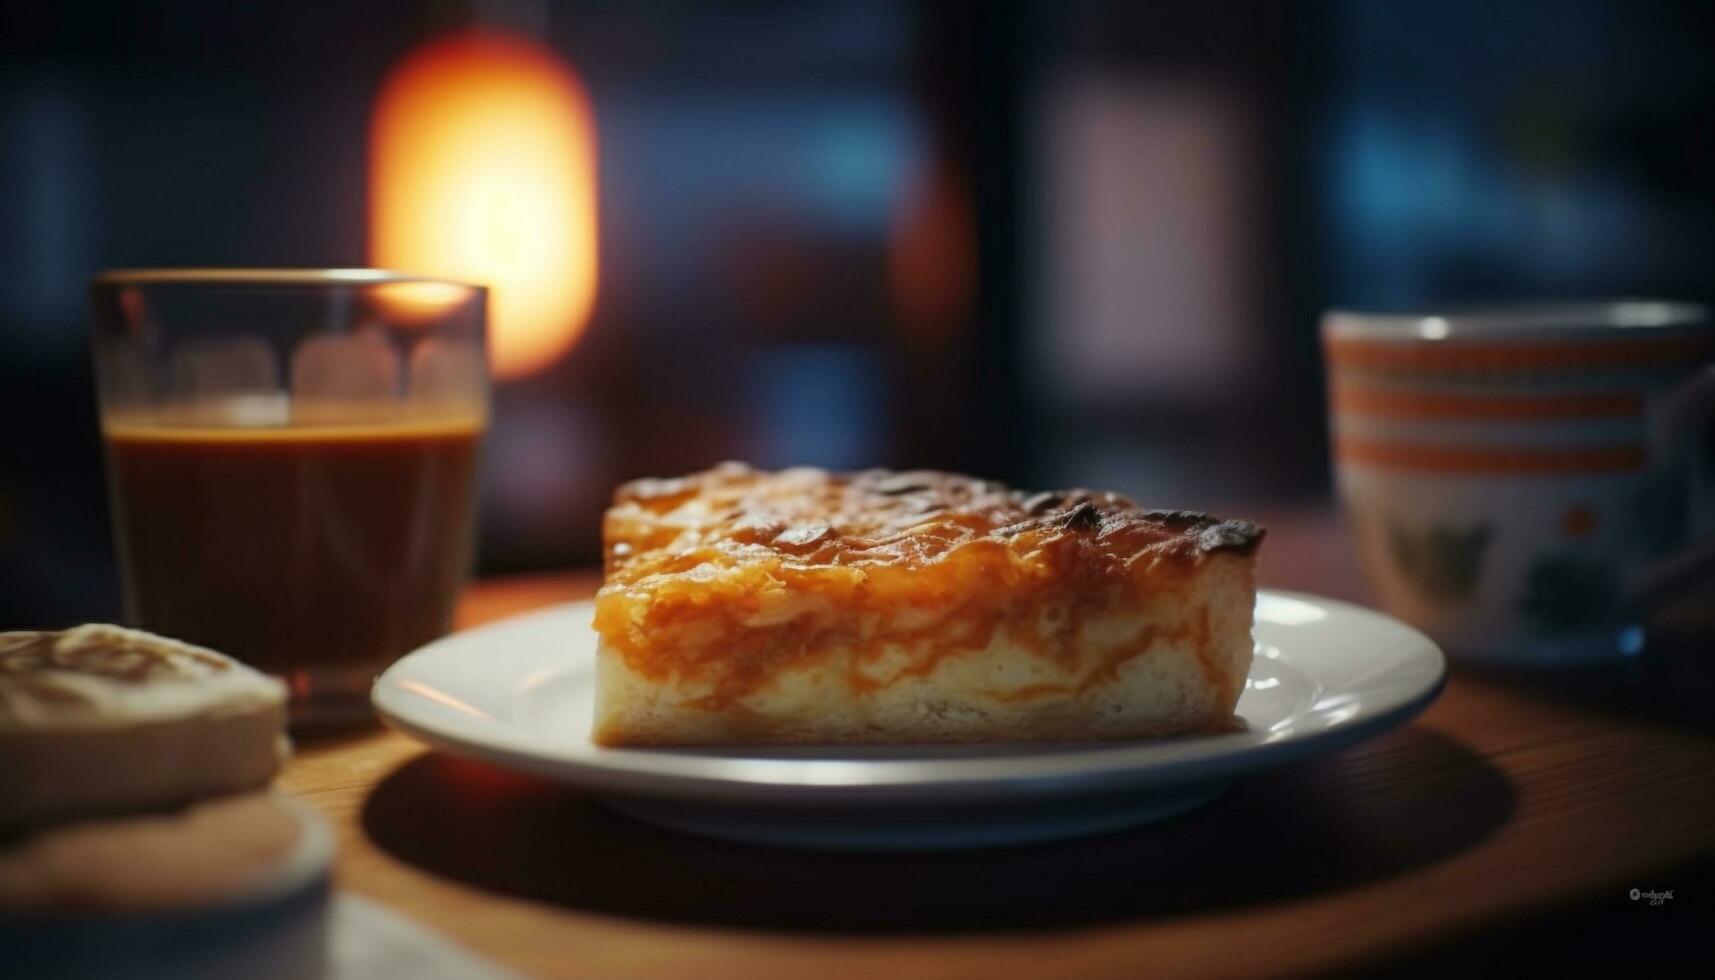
[1636,362,1715,608]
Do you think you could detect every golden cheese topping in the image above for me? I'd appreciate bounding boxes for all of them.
[593,464,1262,706]
[603,463,1260,580]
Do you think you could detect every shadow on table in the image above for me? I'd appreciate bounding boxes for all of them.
[289,716,387,749]
[361,728,1514,935]
[1455,635,1715,739]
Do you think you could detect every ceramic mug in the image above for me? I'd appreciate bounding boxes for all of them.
[1324,301,1715,664]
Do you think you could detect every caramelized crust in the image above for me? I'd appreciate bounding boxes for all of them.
[603,463,1260,580]
[592,464,1263,731]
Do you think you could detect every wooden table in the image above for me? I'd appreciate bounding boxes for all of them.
[281,509,1714,978]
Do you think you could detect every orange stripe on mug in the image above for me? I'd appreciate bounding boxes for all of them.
[1331,385,1644,421]
[1324,335,1713,372]
[1335,437,1648,474]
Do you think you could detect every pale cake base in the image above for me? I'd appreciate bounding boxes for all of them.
[593,554,1255,747]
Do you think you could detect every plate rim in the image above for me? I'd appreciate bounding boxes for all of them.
[373,589,1446,805]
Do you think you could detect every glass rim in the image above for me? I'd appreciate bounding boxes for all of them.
[1322,299,1710,342]
[91,267,485,291]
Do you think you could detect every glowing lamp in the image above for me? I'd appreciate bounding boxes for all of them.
[370,31,598,380]
[369,280,477,327]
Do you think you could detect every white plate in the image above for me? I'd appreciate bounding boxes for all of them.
[373,591,1445,850]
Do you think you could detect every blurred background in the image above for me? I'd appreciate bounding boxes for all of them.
[3,0,1714,625]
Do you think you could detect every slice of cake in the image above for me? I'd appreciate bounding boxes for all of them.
[591,464,1263,746]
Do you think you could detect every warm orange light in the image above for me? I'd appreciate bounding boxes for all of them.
[370,31,598,380]
[370,280,476,327]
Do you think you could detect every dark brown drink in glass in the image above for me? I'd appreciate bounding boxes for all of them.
[104,419,482,695]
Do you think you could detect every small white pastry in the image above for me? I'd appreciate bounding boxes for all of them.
[0,624,289,830]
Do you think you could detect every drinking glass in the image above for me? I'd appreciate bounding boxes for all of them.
[90,269,488,723]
